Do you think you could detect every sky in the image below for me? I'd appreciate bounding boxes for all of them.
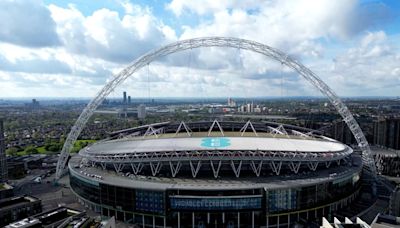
[0,0,400,98]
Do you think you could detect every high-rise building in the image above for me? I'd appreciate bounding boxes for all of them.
[138,104,146,119]
[227,98,236,107]
[0,119,7,183]
[128,96,131,104]
[373,117,400,150]
[247,103,251,113]
[330,119,355,145]
[30,99,40,110]
[123,91,127,104]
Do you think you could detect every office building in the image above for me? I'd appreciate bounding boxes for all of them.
[0,195,42,227]
[138,104,146,119]
[123,91,127,104]
[373,117,400,150]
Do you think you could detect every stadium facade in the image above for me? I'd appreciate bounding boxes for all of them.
[69,120,362,227]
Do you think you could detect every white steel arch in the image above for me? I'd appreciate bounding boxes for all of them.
[55,37,377,180]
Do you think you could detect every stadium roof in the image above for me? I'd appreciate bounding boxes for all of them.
[69,155,362,191]
[85,136,347,154]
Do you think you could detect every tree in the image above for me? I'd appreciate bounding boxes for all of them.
[24,146,38,154]
[44,142,61,152]
[6,147,18,156]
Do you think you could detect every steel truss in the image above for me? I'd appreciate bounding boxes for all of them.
[56,37,377,180]
[80,146,353,178]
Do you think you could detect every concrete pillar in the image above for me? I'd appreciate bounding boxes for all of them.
[178,212,181,228]
[252,211,254,228]
[192,213,195,228]
[277,215,280,228]
[237,212,240,228]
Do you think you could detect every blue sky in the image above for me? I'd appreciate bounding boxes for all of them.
[0,0,399,98]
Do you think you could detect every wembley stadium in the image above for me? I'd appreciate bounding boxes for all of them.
[68,120,362,227]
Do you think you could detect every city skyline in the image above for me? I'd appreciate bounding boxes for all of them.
[0,0,399,98]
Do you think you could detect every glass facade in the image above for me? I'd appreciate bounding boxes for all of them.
[69,169,361,227]
[266,173,361,214]
[70,173,100,204]
[135,190,165,215]
[267,189,297,212]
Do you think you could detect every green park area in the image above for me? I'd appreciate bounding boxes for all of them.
[6,139,96,156]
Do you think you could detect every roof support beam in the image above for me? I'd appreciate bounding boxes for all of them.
[268,125,289,138]
[169,161,182,177]
[325,161,331,168]
[150,162,162,176]
[143,125,159,138]
[289,161,301,174]
[240,120,258,137]
[210,160,222,178]
[270,161,282,175]
[250,161,263,177]
[308,162,319,171]
[231,160,242,178]
[113,163,124,173]
[175,121,192,137]
[190,160,202,178]
[291,130,310,139]
[208,119,224,137]
[131,163,143,175]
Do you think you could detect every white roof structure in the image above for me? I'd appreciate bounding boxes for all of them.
[76,121,354,178]
[85,136,347,154]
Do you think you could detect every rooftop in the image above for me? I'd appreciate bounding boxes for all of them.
[83,132,346,155]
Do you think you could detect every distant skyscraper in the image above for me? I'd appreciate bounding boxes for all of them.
[128,96,131,104]
[138,104,146,119]
[123,91,127,104]
[30,99,40,109]
[247,103,251,113]
[0,119,7,182]
[373,117,400,150]
[227,98,236,107]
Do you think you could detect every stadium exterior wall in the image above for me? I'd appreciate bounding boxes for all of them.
[68,159,362,227]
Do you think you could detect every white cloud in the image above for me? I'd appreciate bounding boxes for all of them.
[0,0,398,98]
[316,31,400,96]
[48,4,176,63]
[0,0,59,47]
[166,0,259,17]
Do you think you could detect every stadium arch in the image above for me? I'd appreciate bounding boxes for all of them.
[55,37,377,180]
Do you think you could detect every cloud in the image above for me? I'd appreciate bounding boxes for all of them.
[49,4,177,63]
[0,0,60,47]
[0,0,399,98]
[315,31,400,96]
[0,54,71,74]
[166,0,260,17]
[177,0,389,49]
